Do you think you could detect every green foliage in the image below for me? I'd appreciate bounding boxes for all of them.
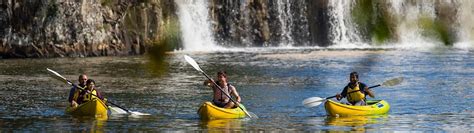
[159,18,181,51]
[352,0,373,32]
[145,17,181,77]
[419,17,453,46]
[372,9,392,44]
[101,0,114,7]
[46,2,58,18]
[352,0,394,44]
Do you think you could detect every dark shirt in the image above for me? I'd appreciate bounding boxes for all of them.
[68,84,85,102]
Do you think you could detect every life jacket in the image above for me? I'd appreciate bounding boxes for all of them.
[77,89,99,104]
[346,83,365,103]
[214,81,233,102]
[68,84,85,102]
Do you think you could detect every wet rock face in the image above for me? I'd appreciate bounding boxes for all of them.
[0,0,462,58]
[0,0,177,58]
[209,0,327,47]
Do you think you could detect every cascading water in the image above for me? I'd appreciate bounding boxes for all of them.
[388,0,438,48]
[175,0,220,51]
[274,0,310,47]
[327,0,363,47]
[276,0,295,47]
[173,0,472,50]
[455,0,474,48]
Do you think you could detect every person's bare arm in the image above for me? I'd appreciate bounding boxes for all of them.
[364,86,375,98]
[230,86,241,103]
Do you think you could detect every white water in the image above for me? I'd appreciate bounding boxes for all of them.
[175,0,222,51]
[276,0,295,47]
[328,0,363,46]
[455,0,474,49]
[389,0,438,48]
[174,0,473,51]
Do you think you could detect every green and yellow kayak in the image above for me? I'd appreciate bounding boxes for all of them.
[66,99,108,118]
[198,101,247,119]
[324,100,390,116]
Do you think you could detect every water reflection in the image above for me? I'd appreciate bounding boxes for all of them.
[324,115,388,131]
[200,119,243,132]
[1,49,474,131]
[71,116,108,132]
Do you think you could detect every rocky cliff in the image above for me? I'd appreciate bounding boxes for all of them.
[0,0,466,58]
[0,0,178,58]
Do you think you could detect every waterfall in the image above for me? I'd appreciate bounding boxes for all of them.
[455,0,474,48]
[175,0,220,51]
[388,0,438,48]
[173,0,473,50]
[274,0,310,47]
[276,0,295,47]
[328,0,363,46]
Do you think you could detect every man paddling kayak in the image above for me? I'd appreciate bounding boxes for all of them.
[68,74,87,107]
[71,79,105,107]
[335,72,375,106]
[204,71,242,109]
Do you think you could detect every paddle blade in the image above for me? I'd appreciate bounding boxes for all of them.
[109,106,128,115]
[302,97,325,108]
[381,77,404,87]
[184,55,203,73]
[46,68,70,85]
[109,106,151,116]
[247,111,259,119]
[130,111,151,116]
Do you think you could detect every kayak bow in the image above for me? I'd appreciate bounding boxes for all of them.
[198,101,247,119]
[66,99,108,118]
[324,100,390,116]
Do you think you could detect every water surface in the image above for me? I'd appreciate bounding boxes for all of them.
[0,48,473,131]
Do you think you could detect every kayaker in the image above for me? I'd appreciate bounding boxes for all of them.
[71,79,104,107]
[68,74,88,107]
[335,72,374,106]
[204,71,242,109]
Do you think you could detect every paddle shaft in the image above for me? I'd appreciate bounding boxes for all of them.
[201,72,252,118]
[66,79,131,113]
[325,84,381,100]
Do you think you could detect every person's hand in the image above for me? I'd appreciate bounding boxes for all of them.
[204,79,214,86]
[336,93,342,101]
[71,101,78,108]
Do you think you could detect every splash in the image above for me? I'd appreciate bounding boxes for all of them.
[175,0,223,51]
[455,0,474,49]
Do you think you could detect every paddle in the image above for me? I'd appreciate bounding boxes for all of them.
[47,68,150,116]
[184,55,257,119]
[302,77,403,108]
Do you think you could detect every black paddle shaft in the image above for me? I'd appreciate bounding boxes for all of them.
[326,84,381,100]
[201,72,241,106]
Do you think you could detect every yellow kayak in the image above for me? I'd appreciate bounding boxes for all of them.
[324,100,390,116]
[66,99,108,118]
[198,101,247,119]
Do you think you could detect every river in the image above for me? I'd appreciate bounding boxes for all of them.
[0,48,473,131]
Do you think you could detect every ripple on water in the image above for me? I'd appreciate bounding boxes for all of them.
[0,49,473,131]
